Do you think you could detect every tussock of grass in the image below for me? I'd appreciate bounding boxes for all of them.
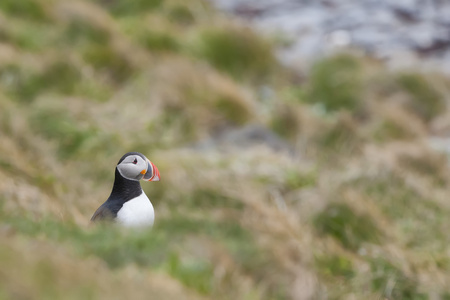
[0,59,84,102]
[167,253,214,294]
[149,59,255,141]
[30,107,96,158]
[195,26,276,80]
[0,233,203,300]
[82,44,135,84]
[397,150,448,184]
[314,203,382,251]
[371,105,425,142]
[39,60,82,93]
[271,103,302,140]
[63,19,111,45]
[0,64,37,102]
[315,254,354,279]
[166,4,195,26]
[0,0,49,22]
[283,169,317,191]
[304,54,362,112]
[184,188,243,209]
[370,258,426,299]
[139,30,180,52]
[314,113,362,157]
[397,72,445,122]
[347,160,450,252]
[94,0,163,17]
[0,21,54,51]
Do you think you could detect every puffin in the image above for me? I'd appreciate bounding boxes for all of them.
[91,152,160,227]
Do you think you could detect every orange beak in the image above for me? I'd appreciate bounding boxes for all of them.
[142,159,160,182]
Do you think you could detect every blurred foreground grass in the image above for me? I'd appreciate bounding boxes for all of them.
[1,0,450,299]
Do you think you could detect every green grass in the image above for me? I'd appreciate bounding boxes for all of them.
[0,205,269,298]
[314,203,382,251]
[94,0,163,17]
[166,253,214,294]
[270,104,302,140]
[0,21,54,51]
[40,61,82,94]
[195,27,276,80]
[315,254,354,279]
[0,64,41,102]
[398,151,447,185]
[30,108,96,158]
[63,19,111,46]
[0,209,171,269]
[0,0,49,22]
[370,258,426,300]
[183,188,244,209]
[214,95,252,125]
[166,4,195,26]
[139,30,180,52]
[397,73,444,122]
[304,54,362,112]
[0,60,82,102]
[283,169,317,190]
[82,44,135,84]
[372,117,418,142]
[353,173,450,250]
[314,115,362,157]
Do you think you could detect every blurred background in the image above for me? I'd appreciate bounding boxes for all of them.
[1,0,450,299]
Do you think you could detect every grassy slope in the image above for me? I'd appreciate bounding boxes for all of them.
[1,0,450,299]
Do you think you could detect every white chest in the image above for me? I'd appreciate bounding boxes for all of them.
[116,192,154,227]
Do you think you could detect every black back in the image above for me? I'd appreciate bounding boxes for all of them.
[91,166,143,222]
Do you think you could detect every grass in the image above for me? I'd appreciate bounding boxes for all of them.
[0,0,49,22]
[0,226,202,300]
[314,113,363,157]
[397,72,445,122]
[195,26,277,81]
[0,209,169,268]
[303,54,362,112]
[315,254,354,279]
[270,104,302,140]
[355,173,450,250]
[183,188,244,209]
[283,169,317,190]
[82,44,135,84]
[372,118,418,142]
[166,4,196,26]
[0,204,268,298]
[370,258,426,299]
[167,253,214,294]
[0,64,38,102]
[63,19,111,46]
[314,203,382,251]
[94,0,163,17]
[139,30,180,52]
[30,107,96,158]
[0,21,54,51]
[1,0,450,299]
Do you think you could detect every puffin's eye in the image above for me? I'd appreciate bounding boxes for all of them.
[132,158,138,164]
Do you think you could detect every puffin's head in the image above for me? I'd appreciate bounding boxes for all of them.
[116,152,160,182]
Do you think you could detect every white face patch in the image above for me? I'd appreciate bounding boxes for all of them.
[116,155,148,181]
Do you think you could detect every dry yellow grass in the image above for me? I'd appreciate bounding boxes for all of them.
[0,232,205,300]
[1,0,450,299]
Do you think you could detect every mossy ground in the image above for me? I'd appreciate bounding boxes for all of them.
[1,0,450,299]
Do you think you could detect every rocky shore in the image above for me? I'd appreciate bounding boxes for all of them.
[210,0,450,72]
